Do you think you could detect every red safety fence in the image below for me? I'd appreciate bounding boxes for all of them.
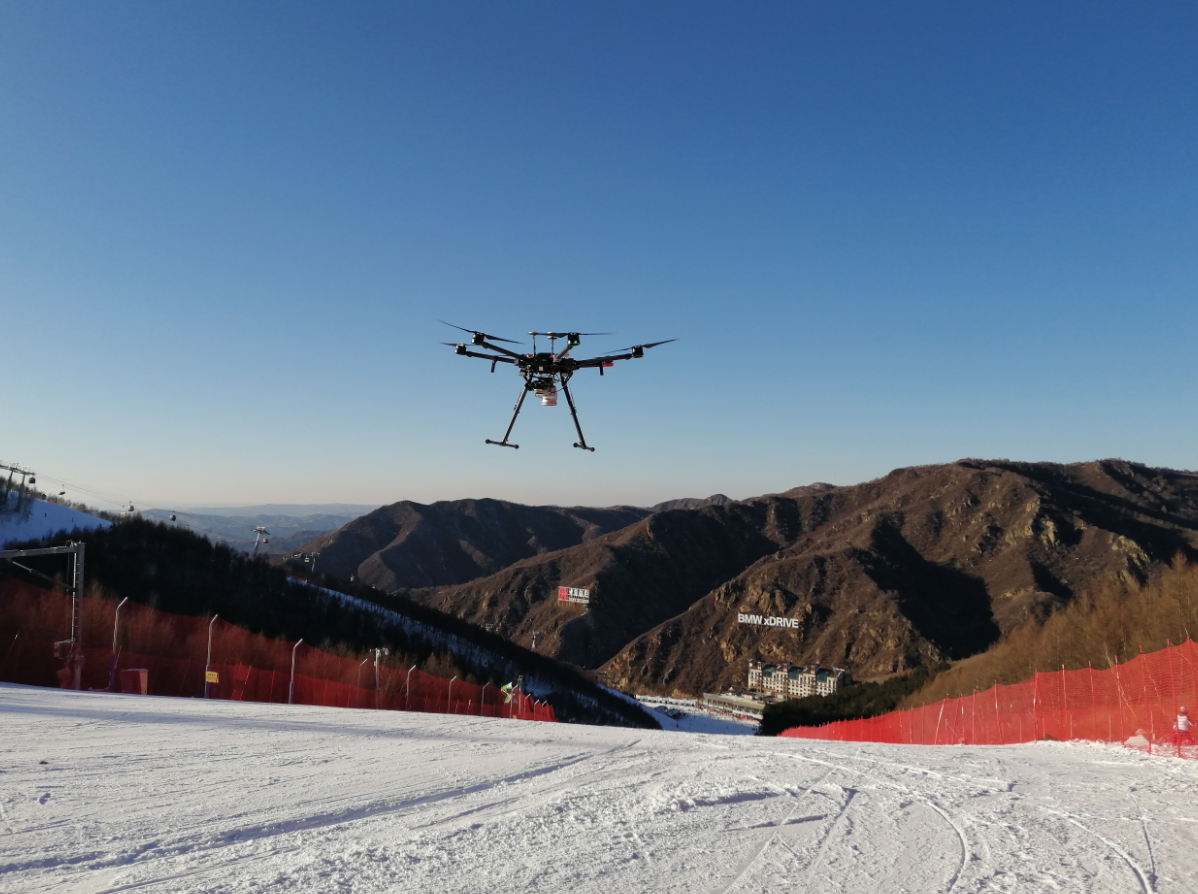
[781,639,1198,757]
[0,579,555,722]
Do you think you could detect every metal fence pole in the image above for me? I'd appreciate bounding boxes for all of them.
[108,596,129,690]
[288,639,303,705]
[70,542,84,690]
[204,615,218,698]
[374,648,389,709]
[355,657,368,708]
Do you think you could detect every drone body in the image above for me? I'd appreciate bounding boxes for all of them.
[440,322,676,451]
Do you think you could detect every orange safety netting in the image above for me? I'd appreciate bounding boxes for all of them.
[0,579,555,722]
[781,639,1198,757]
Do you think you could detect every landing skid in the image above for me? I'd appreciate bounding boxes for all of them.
[484,375,597,452]
[561,379,595,452]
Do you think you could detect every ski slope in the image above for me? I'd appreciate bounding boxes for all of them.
[0,496,111,548]
[2,684,1196,893]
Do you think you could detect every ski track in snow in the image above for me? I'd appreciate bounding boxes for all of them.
[2,685,1197,893]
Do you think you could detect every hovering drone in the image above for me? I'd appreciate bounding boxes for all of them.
[441,321,676,451]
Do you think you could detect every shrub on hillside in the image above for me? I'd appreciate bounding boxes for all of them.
[905,555,1198,707]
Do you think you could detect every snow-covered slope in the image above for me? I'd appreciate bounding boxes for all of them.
[3,683,1196,892]
[0,495,111,547]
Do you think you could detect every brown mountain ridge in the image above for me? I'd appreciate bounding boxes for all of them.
[381,460,1198,697]
[297,498,652,590]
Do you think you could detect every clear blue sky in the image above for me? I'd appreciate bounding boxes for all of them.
[4,2,1197,510]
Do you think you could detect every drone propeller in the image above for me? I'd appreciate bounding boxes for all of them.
[611,338,678,353]
[439,320,523,345]
[529,331,612,338]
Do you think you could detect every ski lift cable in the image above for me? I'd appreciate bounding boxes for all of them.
[20,468,231,542]
[32,475,141,508]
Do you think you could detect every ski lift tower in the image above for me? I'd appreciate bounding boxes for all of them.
[0,462,33,513]
[250,526,270,557]
[292,551,321,575]
[0,541,86,689]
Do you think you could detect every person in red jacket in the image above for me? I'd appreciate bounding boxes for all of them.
[1171,706,1194,748]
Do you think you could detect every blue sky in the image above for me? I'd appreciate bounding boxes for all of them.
[3,2,1197,510]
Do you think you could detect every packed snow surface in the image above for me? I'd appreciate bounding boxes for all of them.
[3,685,1197,893]
[0,496,111,548]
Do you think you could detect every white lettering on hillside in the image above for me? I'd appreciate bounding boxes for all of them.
[737,612,800,629]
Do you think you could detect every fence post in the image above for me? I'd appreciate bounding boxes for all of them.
[406,664,416,711]
[355,657,368,709]
[971,689,977,745]
[205,615,219,699]
[993,682,1000,744]
[1062,665,1071,741]
[447,676,456,714]
[481,681,490,717]
[1113,657,1124,743]
[288,638,303,705]
[1032,671,1039,741]
[374,648,389,710]
[107,596,129,691]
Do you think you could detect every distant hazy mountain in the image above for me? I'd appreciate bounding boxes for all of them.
[175,504,379,517]
[143,508,374,554]
[650,494,735,511]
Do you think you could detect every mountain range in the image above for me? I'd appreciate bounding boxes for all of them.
[143,508,373,555]
[297,460,1198,697]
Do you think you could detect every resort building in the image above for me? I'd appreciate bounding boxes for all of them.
[747,660,850,699]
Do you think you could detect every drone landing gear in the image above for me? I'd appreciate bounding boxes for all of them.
[486,387,527,449]
[485,378,596,452]
[560,380,595,452]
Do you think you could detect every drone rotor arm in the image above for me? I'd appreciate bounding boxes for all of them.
[574,353,634,368]
[445,345,518,364]
[476,340,527,359]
